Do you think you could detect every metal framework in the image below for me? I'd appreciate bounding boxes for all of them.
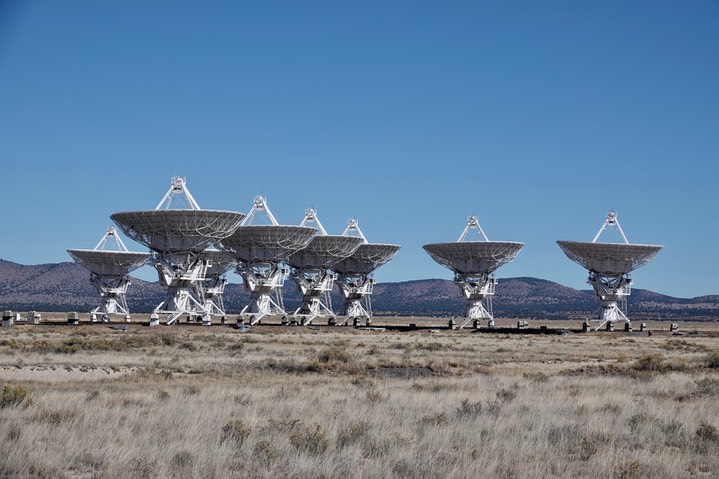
[193,249,237,319]
[111,177,245,325]
[333,219,400,326]
[423,215,524,328]
[288,209,363,325]
[156,176,201,210]
[219,197,316,325]
[557,211,663,330]
[67,227,149,321]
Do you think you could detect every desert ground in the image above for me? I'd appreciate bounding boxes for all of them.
[1,314,718,479]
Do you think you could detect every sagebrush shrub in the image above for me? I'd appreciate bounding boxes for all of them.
[6,425,21,441]
[633,352,667,372]
[615,460,647,479]
[694,377,719,397]
[289,424,329,455]
[496,387,517,403]
[253,440,278,467]
[365,388,384,402]
[221,420,251,446]
[317,346,350,364]
[1,384,31,408]
[696,423,719,444]
[419,412,448,426]
[171,450,195,469]
[706,350,719,369]
[456,399,483,419]
[337,420,370,448]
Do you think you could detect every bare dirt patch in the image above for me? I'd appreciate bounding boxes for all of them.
[0,364,132,382]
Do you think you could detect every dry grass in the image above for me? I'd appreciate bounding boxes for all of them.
[1,318,718,478]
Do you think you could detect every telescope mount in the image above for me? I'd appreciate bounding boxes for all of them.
[220,196,316,326]
[288,209,363,325]
[67,227,149,322]
[557,212,664,331]
[423,215,524,329]
[111,177,245,326]
[333,219,401,326]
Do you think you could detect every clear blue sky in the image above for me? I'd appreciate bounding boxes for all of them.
[1,1,717,298]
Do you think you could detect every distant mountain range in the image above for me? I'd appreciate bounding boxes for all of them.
[1,259,718,320]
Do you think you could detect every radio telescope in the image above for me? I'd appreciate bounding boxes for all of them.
[287,209,364,325]
[219,196,316,325]
[557,211,663,330]
[332,219,401,326]
[67,226,150,321]
[111,177,245,325]
[423,215,524,329]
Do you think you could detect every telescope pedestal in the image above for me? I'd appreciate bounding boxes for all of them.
[336,274,375,326]
[196,277,228,323]
[153,259,210,325]
[238,263,288,325]
[455,273,497,329]
[291,269,336,325]
[588,272,631,331]
[89,273,132,316]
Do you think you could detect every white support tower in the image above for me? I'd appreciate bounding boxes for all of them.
[220,197,316,325]
[557,211,663,331]
[454,273,498,325]
[333,219,400,326]
[68,227,150,321]
[150,250,211,325]
[112,177,245,325]
[194,249,237,320]
[288,209,363,325]
[424,215,524,329]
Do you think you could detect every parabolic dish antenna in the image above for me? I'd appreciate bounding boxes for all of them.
[556,211,663,330]
[219,196,316,325]
[332,243,402,275]
[287,209,364,325]
[67,249,150,277]
[109,177,245,325]
[423,242,524,275]
[221,225,317,263]
[333,219,401,326]
[288,235,365,270]
[67,226,150,320]
[423,215,524,328]
[111,209,245,255]
[555,242,662,276]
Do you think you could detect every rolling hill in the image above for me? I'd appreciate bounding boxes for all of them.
[0,259,717,320]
